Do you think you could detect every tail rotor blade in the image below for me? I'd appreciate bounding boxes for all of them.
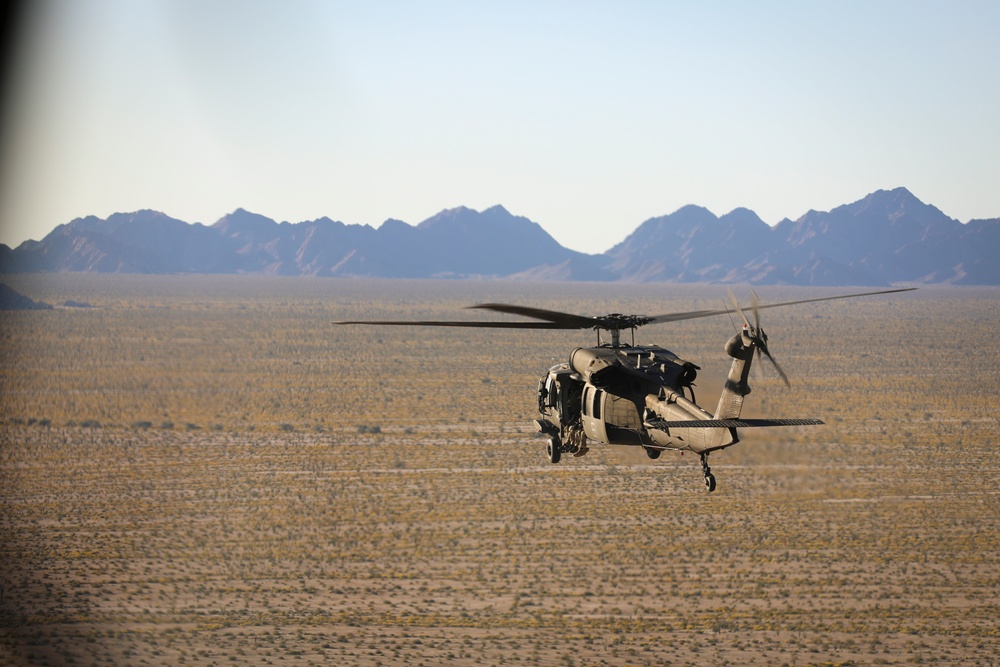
[752,347,765,383]
[727,287,749,327]
[760,346,791,387]
[745,287,788,385]
[750,288,762,331]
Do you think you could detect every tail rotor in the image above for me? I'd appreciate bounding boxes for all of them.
[728,288,791,387]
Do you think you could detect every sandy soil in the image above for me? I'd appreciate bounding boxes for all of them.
[2,278,998,665]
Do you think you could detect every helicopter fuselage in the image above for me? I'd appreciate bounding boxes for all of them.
[535,334,753,460]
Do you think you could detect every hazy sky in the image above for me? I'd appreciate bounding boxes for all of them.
[1,0,998,254]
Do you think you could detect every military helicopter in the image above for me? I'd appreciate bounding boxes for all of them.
[337,287,914,492]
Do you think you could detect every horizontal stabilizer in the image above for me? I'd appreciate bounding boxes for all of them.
[646,418,824,430]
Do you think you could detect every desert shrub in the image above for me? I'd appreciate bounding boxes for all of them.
[0,277,997,666]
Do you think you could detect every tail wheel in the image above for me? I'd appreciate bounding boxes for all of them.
[645,447,661,460]
[700,452,716,493]
[546,437,561,464]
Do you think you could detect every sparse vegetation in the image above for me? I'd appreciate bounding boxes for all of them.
[0,275,997,666]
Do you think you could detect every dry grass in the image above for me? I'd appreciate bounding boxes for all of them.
[1,275,998,666]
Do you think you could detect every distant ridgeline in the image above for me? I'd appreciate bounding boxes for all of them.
[0,283,52,310]
[2,188,998,286]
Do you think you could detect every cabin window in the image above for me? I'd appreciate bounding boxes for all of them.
[582,386,591,416]
[544,376,557,408]
[593,389,603,420]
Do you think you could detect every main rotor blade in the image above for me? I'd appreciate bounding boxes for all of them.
[336,302,600,329]
[644,308,738,324]
[336,288,917,330]
[739,287,917,314]
[468,303,597,328]
[334,319,581,329]
[646,287,916,325]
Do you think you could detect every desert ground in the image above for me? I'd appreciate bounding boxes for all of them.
[1,275,998,666]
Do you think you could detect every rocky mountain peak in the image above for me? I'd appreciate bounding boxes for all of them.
[1,190,997,285]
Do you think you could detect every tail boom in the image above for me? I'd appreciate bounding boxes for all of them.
[714,331,755,421]
[641,331,823,453]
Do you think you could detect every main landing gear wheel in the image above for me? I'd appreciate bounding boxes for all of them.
[546,437,562,464]
[700,452,716,493]
[644,447,661,460]
[704,473,717,493]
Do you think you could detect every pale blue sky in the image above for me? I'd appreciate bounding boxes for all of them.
[2,0,998,254]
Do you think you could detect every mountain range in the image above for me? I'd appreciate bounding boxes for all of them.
[2,187,997,285]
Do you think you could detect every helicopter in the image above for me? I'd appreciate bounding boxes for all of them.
[337,287,915,492]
